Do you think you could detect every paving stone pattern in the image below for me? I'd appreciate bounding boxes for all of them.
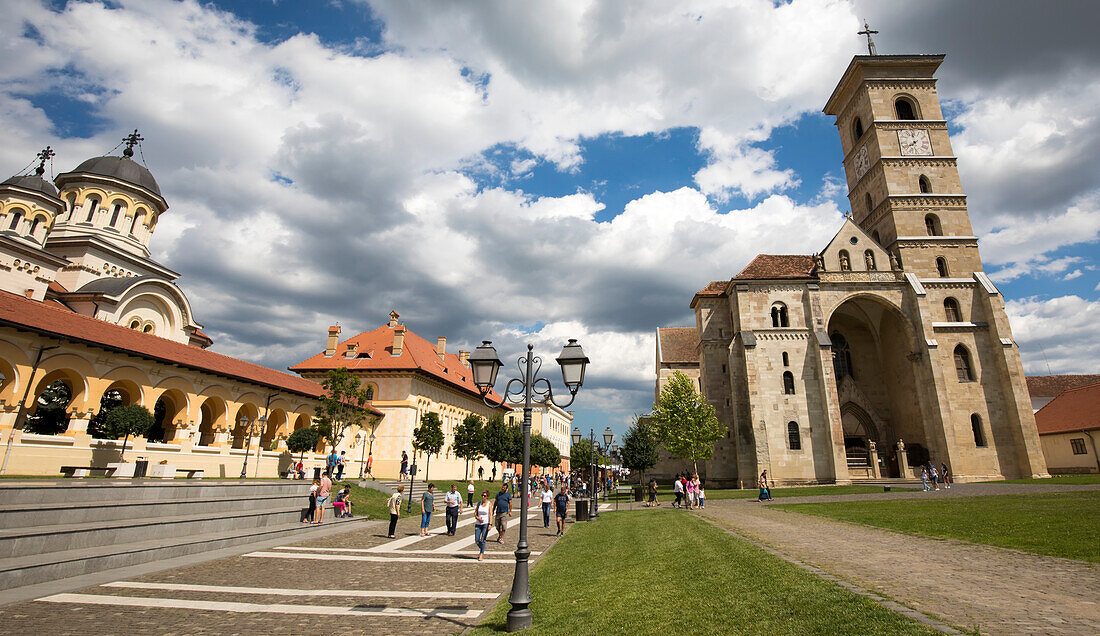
[0,500,577,635]
[700,487,1100,636]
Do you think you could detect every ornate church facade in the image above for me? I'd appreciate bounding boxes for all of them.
[663,54,1047,486]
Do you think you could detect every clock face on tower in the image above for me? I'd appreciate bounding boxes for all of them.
[853,145,870,179]
[898,129,933,156]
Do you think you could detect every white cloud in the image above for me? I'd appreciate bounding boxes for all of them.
[1007,295,1100,374]
[1064,269,1083,281]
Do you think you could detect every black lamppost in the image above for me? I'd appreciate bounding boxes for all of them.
[586,427,614,518]
[358,427,377,480]
[468,338,590,633]
[239,415,260,479]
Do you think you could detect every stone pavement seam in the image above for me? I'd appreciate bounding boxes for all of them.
[701,515,962,635]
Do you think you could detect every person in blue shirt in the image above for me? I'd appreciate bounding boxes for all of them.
[554,487,570,536]
[491,483,512,543]
[326,450,338,476]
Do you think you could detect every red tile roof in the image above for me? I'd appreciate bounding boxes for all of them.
[1026,374,1100,398]
[0,289,333,402]
[658,328,698,364]
[290,324,507,407]
[1035,381,1100,435]
[695,280,729,297]
[733,254,816,280]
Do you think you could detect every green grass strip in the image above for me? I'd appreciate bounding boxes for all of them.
[982,474,1100,485]
[779,492,1100,562]
[471,510,937,635]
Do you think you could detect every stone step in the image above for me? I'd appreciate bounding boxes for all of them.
[0,481,310,506]
[0,505,315,558]
[0,492,308,530]
[0,515,366,591]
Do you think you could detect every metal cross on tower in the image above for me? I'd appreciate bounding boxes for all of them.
[34,146,55,176]
[122,129,144,157]
[858,20,879,56]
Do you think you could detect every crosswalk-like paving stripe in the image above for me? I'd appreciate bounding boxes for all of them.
[38,593,482,618]
[102,581,500,599]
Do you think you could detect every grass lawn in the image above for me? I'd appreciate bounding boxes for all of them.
[780,492,1100,562]
[982,474,1100,485]
[608,483,913,503]
[471,510,938,635]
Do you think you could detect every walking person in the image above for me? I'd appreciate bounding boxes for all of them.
[697,482,706,509]
[757,470,773,502]
[920,465,930,491]
[400,451,409,481]
[647,477,659,507]
[314,471,332,524]
[387,485,403,538]
[492,482,512,543]
[479,465,485,481]
[326,449,338,478]
[473,490,491,561]
[366,452,374,480]
[941,462,951,489]
[554,486,570,536]
[673,475,683,508]
[419,483,436,537]
[467,480,476,507]
[304,478,319,523]
[540,483,555,528]
[335,451,346,480]
[929,463,941,491]
[444,483,463,536]
[685,475,696,510]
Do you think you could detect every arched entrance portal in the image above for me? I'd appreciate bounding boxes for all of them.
[828,295,927,479]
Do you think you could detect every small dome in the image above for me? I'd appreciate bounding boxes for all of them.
[67,155,161,196]
[1,174,60,198]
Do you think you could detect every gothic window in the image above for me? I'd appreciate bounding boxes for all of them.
[831,332,853,379]
[787,422,801,450]
[839,250,852,271]
[782,352,789,367]
[864,192,873,216]
[852,117,864,141]
[971,414,986,447]
[936,257,950,277]
[85,198,99,222]
[771,303,789,328]
[895,97,918,120]
[925,214,942,236]
[8,210,23,231]
[919,175,932,193]
[783,371,795,395]
[954,345,974,382]
[864,250,876,270]
[944,297,961,322]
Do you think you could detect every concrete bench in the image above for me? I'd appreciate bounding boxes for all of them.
[60,466,115,478]
[176,468,204,479]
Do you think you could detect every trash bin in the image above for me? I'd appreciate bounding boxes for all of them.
[134,460,149,479]
[634,485,644,502]
[575,499,590,522]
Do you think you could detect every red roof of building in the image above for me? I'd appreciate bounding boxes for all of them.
[695,280,729,297]
[1034,381,1100,435]
[0,289,345,403]
[1026,374,1100,398]
[658,327,698,364]
[733,254,816,280]
[290,324,507,407]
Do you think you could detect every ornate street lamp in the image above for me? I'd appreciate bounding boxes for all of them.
[469,338,589,632]
[252,415,267,478]
[238,415,254,479]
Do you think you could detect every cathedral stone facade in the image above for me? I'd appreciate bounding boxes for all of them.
[663,54,1048,486]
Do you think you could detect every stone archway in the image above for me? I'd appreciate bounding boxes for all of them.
[827,295,927,479]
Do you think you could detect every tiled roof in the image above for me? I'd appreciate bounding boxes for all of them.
[695,280,729,297]
[1026,374,1100,398]
[733,254,816,280]
[658,328,698,364]
[290,324,506,407]
[1034,381,1100,435]
[0,289,331,401]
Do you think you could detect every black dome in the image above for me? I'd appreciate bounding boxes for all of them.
[1,174,60,198]
[68,155,161,196]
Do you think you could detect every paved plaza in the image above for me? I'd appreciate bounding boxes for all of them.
[701,484,1100,636]
[0,497,601,635]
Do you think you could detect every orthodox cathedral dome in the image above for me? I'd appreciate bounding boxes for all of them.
[1,173,60,198]
[65,154,161,196]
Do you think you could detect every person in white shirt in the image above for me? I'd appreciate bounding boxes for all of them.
[444,483,464,536]
[473,491,491,561]
[540,485,555,528]
[467,480,476,507]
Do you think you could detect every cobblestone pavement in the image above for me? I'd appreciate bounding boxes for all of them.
[0,499,592,635]
[700,495,1100,636]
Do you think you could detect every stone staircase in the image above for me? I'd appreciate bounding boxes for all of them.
[0,480,365,591]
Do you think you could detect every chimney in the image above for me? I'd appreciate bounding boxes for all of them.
[325,325,341,356]
[459,350,470,366]
[345,342,358,358]
[436,336,447,360]
[388,310,400,327]
[392,325,405,356]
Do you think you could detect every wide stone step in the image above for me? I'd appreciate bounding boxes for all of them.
[0,480,310,505]
[0,492,311,530]
[0,516,366,591]
[0,506,313,558]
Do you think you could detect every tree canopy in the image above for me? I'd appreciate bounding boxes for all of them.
[105,404,154,460]
[452,414,484,478]
[313,367,372,453]
[530,434,562,469]
[650,371,723,474]
[481,414,511,472]
[287,427,321,461]
[412,412,445,482]
[620,417,660,477]
[24,379,72,435]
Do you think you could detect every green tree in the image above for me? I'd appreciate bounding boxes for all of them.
[530,434,562,469]
[287,427,321,465]
[87,389,124,439]
[313,368,371,454]
[412,412,445,483]
[104,404,154,461]
[24,380,72,435]
[570,440,593,469]
[504,424,525,466]
[452,414,484,478]
[481,414,510,479]
[620,417,659,481]
[651,371,723,474]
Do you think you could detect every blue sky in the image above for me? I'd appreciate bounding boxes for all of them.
[2,0,1099,442]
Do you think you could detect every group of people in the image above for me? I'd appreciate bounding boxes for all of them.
[385,481,573,561]
[304,471,355,524]
[920,462,952,491]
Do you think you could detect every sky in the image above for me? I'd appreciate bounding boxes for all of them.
[2,0,1098,441]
